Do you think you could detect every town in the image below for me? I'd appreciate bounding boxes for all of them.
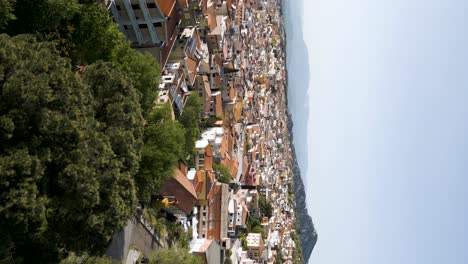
[104,0,303,263]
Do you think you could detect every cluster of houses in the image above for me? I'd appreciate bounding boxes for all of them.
[104,0,301,263]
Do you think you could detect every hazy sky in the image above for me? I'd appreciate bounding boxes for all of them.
[298,0,468,263]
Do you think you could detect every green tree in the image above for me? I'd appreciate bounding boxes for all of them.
[71,2,121,64]
[60,253,119,264]
[241,235,247,250]
[258,193,273,218]
[225,248,232,258]
[2,0,162,110]
[149,247,203,264]
[0,35,141,263]
[82,62,144,176]
[0,0,16,29]
[213,163,232,183]
[252,226,266,239]
[3,0,121,65]
[275,248,283,264]
[179,94,202,159]
[3,0,81,58]
[110,43,161,115]
[136,104,186,200]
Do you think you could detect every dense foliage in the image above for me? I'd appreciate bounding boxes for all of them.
[150,247,203,264]
[136,104,186,200]
[110,43,161,115]
[179,94,202,160]
[0,0,199,263]
[214,163,232,183]
[0,35,143,262]
[0,0,15,29]
[258,193,273,218]
[1,0,161,115]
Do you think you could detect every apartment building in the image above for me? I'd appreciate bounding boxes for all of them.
[109,0,180,67]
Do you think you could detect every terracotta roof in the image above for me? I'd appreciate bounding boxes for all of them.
[203,75,211,96]
[220,136,227,159]
[195,170,215,203]
[205,159,213,174]
[194,170,204,194]
[205,143,213,157]
[207,5,217,32]
[201,0,207,14]
[190,238,213,254]
[231,161,238,180]
[202,77,211,113]
[177,0,189,9]
[207,183,228,240]
[242,202,248,224]
[223,158,237,180]
[160,169,198,214]
[226,0,232,13]
[160,5,180,68]
[179,161,187,176]
[229,82,235,100]
[185,56,198,85]
[233,102,241,122]
[214,54,222,68]
[214,75,221,88]
[215,93,223,116]
[242,156,248,177]
[227,133,233,156]
[193,29,202,49]
[157,0,176,17]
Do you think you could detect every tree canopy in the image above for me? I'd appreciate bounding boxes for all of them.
[179,94,202,161]
[136,104,186,200]
[214,163,232,183]
[3,0,121,65]
[0,0,16,29]
[149,247,203,264]
[0,34,142,263]
[110,42,161,115]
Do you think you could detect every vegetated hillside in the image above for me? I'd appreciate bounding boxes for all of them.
[288,113,318,263]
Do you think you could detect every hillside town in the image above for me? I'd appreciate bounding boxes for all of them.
[103,0,303,263]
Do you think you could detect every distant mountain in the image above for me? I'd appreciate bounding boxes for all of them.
[283,0,318,262]
[290,139,318,263]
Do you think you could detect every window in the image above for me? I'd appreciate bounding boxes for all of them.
[123,25,128,30]
[131,4,140,9]
[116,4,121,10]
[138,24,148,29]
[147,3,156,8]
[199,153,205,159]
[153,22,162,27]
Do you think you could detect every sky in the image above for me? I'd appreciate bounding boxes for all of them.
[287,0,468,263]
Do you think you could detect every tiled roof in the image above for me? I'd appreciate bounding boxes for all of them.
[157,0,176,17]
[185,56,198,85]
[160,5,180,68]
[176,0,189,8]
[207,5,217,32]
[215,93,223,116]
[160,169,197,214]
